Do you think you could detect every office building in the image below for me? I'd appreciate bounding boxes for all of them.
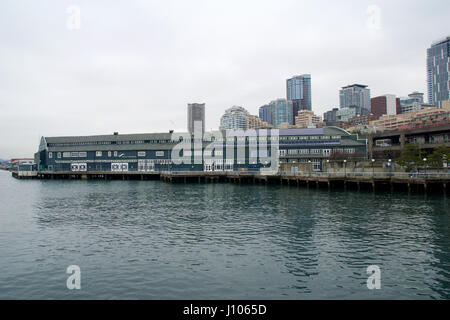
[294,110,322,128]
[427,36,450,107]
[399,92,434,114]
[323,108,339,126]
[187,103,205,134]
[286,75,312,123]
[270,99,293,128]
[339,84,371,111]
[370,95,400,119]
[258,104,273,125]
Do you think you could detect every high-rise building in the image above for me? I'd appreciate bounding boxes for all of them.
[270,99,293,128]
[187,103,205,134]
[339,84,371,111]
[427,37,450,108]
[219,106,249,130]
[370,95,400,119]
[286,75,312,123]
[294,110,322,128]
[258,104,273,125]
[399,92,434,114]
[323,108,339,125]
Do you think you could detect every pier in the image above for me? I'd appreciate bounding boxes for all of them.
[9,169,450,194]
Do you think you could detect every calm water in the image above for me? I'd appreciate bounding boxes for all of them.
[0,170,449,299]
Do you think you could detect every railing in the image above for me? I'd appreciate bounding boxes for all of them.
[280,171,450,179]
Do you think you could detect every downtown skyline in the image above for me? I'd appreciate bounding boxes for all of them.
[1,0,449,158]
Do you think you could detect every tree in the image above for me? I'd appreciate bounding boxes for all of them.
[397,144,425,171]
[428,146,450,167]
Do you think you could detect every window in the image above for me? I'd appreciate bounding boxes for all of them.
[71,152,78,158]
[48,152,53,158]
[63,152,71,158]
[156,151,164,157]
[108,151,112,157]
[114,151,118,157]
[96,151,102,157]
[137,151,146,157]
[78,152,87,157]
[57,152,61,159]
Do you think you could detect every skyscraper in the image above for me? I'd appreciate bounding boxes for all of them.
[187,103,205,134]
[286,75,312,123]
[258,104,273,125]
[339,84,371,112]
[219,106,249,130]
[427,36,450,107]
[270,99,293,128]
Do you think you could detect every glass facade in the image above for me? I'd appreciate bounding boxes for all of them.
[270,99,293,128]
[286,75,312,121]
[339,84,371,111]
[258,104,273,125]
[427,37,450,107]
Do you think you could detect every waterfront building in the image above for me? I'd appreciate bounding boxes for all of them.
[294,110,322,128]
[187,103,205,134]
[339,84,371,112]
[371,94,400,119]
[427,36,450,107]
[286,75,312,122]
[246,115,273,129]
[219,106,249,130]
[270,99,294,128]
[35,127,367,174]
[277,127,367,171]
[258,104,273,125]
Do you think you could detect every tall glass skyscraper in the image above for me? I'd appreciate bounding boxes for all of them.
[270,99,293,128]
[339,84,371,112]
[286,75,312,123]
[427,36,450,107]
[258,104,273,125]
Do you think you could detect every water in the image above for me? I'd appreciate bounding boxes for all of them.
[0,170,448,299]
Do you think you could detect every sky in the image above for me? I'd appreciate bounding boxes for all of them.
[0,0,449,158]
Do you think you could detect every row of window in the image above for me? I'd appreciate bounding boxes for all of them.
[49,151,166,159]
[279,148,355,156]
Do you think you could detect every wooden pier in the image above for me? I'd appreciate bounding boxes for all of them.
[10,170,450,194]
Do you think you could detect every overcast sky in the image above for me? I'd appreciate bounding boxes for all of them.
[0,0,449,158]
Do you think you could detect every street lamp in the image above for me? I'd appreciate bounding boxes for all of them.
[371,158,375,177]
[308,160,312,177]
[343,159,347,177]
[423,158,427,176]
[388,159,392,177]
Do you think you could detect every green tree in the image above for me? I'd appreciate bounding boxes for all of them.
[428,146,450,167]
[397,144,425,171]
